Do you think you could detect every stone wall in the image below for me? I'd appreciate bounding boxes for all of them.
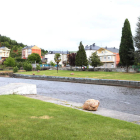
[61,67,137,72]
[13,74,140,88]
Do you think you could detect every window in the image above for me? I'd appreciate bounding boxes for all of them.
[108,56,111,59]
[100,57,102,60]
[28,49,31,54]
[104,56,106,59]
[102,51,104,54]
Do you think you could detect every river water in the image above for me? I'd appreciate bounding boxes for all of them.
[0,77,140,115]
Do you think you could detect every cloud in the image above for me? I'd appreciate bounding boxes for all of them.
[0,0,140,51]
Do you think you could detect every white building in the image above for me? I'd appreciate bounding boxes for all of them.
[44,51,69,66]
[85,43,100,59]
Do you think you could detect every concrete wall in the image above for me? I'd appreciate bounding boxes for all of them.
[13,74,140,88]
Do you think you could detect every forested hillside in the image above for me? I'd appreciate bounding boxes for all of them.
[0,35,48,58]
[0,35,26,59]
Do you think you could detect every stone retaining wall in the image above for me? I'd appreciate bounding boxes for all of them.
[13,74,140,88]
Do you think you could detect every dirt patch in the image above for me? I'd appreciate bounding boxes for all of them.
[30,115,53,119]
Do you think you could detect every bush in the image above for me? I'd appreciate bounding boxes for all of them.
[4,57,16,67]
[50,61,56,67]
[13,66,19,73]
[23,62,32,71]
[36,64,41,71]
[16,62,23,69]
[15,58,26,62]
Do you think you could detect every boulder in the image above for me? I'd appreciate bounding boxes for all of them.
[83,99,100,111]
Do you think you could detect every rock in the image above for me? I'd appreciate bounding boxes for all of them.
[70,73,74,75]
[83,99,100,111]
[33,73,35,75]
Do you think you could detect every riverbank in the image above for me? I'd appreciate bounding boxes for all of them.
[17,70,140,81]
[13,73,140,88]
[0,95,140,140]
[24,94,140,125]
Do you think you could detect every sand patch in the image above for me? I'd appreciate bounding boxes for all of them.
[31,115,53,119]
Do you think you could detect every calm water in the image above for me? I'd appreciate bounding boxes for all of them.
[0,77,140,115]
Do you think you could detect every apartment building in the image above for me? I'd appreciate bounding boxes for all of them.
[22,45,41,59]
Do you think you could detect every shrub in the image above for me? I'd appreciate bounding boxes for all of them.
[15,58,26,62]
[36,64,41,71]
[4,57,16,67]
[23,62,32,71]
[50,61,56,67]
[13,66,19,73]
[16,62,23,69]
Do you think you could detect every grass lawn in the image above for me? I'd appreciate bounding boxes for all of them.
[18,70,140,81]
[0,95,140,140]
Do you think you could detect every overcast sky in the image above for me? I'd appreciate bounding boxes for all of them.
[1,0,140,51]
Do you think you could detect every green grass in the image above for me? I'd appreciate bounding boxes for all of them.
[0,95,140,140]
[18,70,140,81]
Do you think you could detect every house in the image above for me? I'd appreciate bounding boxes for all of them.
[96,47,120,68]
[44,51,69,66]
[0,46,10,60]
[85,43,100,59]
[22,45,41,59]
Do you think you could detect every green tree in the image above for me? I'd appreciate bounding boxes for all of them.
[88,52,103,71]
[133,16,140,65]
[119,19,134,72]
[134,16,140,50]
[41,49,48,56]
[4,57,16,67]
[54,53,61,73]
[75,41,88,69]
[28,53,41,63]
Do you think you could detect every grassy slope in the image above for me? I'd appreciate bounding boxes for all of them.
[18,70,140,81]
[0,95,140,140]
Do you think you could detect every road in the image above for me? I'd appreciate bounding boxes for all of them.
[0,77,140,116]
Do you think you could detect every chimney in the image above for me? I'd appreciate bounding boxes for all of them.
[114,47,115,49]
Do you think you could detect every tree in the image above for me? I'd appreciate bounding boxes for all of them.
[4,57,16,67]
[28,53,41,63]
[54,53,61,73]
[41,48,48,56]
[88,52,103,71]
[119,19,134,72]
[75,41,88,69]
[68,53,76,67]
[133,16,140,66]
[134,16,140,50]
